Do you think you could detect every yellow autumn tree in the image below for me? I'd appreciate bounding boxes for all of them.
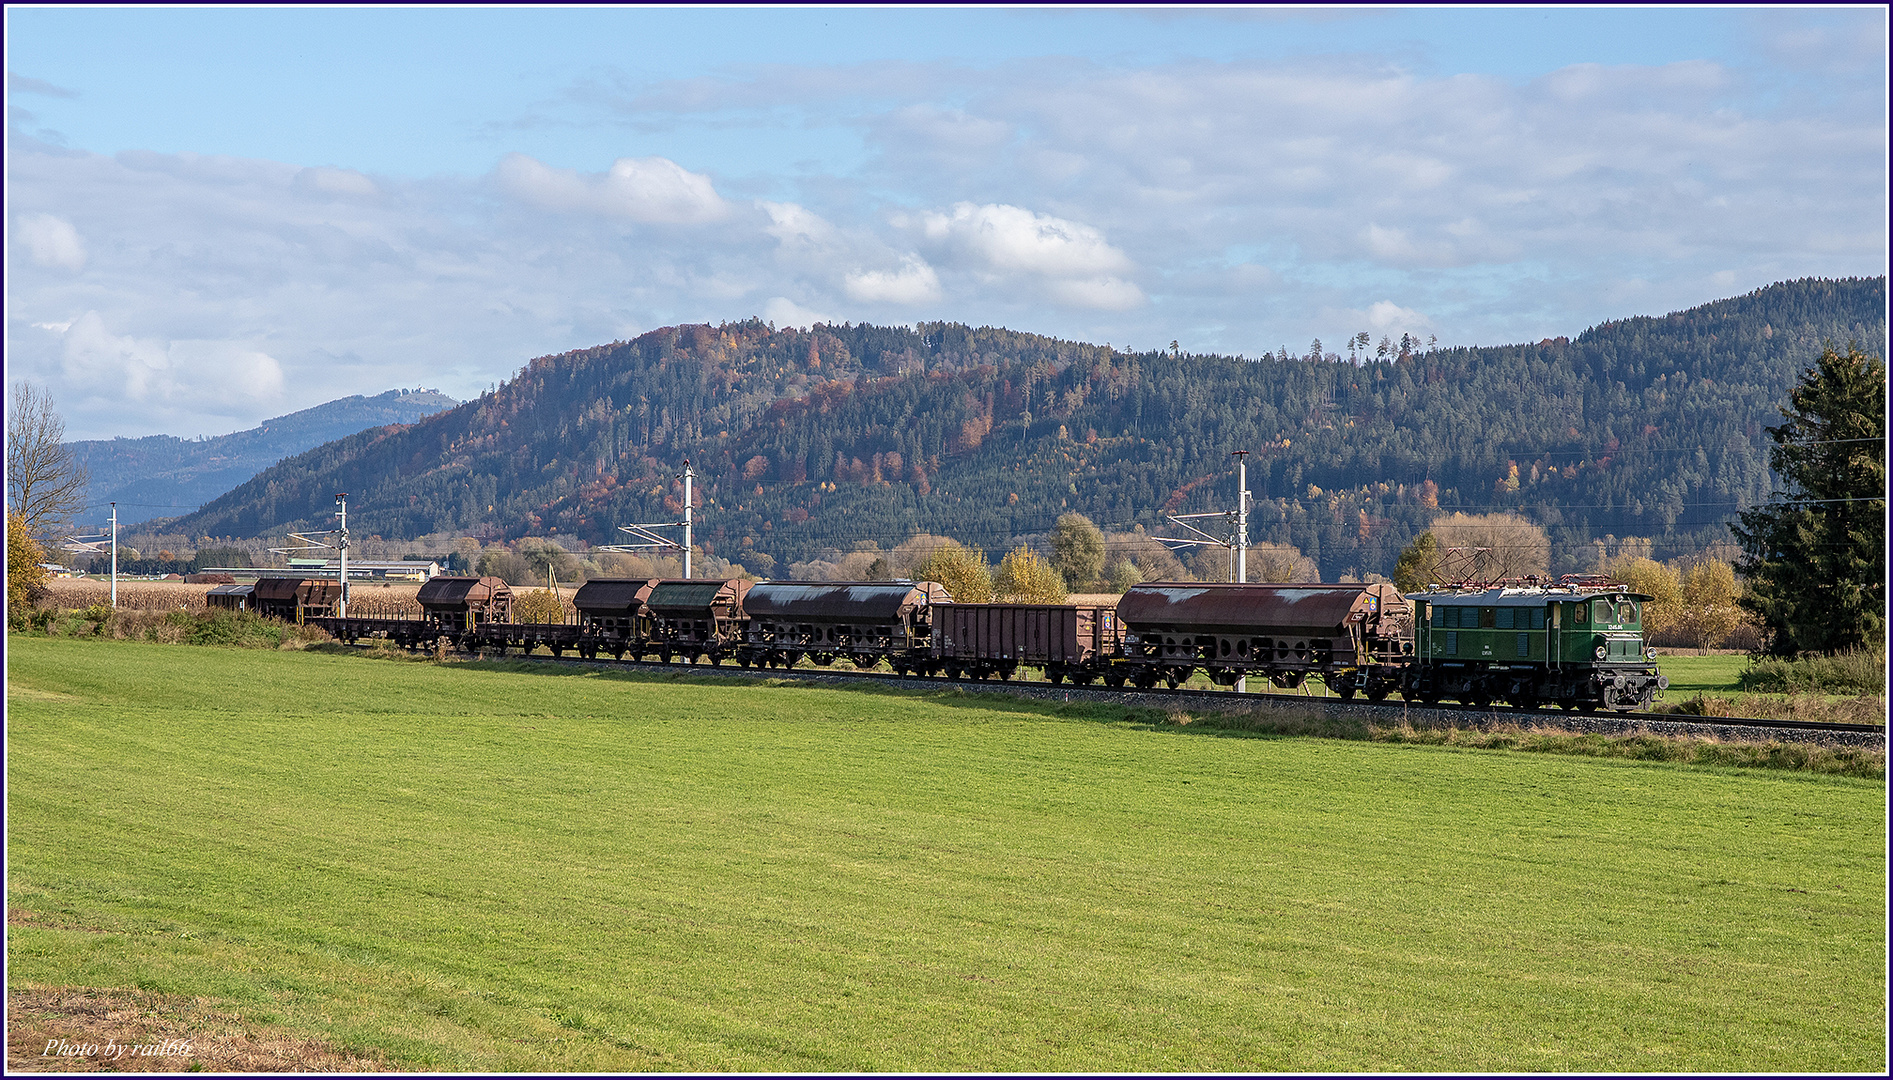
[993,546,1066,604]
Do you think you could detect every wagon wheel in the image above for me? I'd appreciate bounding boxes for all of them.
[1048,671,1065,685]
[1337,687,1357,701]
[1104,674,1126,688]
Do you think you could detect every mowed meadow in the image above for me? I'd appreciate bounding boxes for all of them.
[6,637,1886,1072]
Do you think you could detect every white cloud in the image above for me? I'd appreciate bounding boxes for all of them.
[292,166,378,199]
[15,213,86,271]
[4,29,1882,438]
[921,202,1133,278]
[1364,300,1433,337]
[56,312,285,409]
[915,202,1145,310]
[843,255,941,305]
[496,152,729,224]
[762,296,838,330]
[760,201,840,249]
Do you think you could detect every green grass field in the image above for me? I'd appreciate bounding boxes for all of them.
[1651,653,1748,695]
[7,636,1886,1072]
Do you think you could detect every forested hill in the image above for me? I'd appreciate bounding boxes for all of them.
[70,388,458,526]
[165,277,1884,579]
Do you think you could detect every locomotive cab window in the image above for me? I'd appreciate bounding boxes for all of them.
[1592,599,1613,625]
[1618,601,1638,625]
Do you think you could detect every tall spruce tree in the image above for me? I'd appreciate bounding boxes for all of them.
[1731,344,1887,656]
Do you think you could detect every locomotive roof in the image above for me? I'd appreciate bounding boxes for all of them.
[1407,586,1654,604]
[746,580,950,619]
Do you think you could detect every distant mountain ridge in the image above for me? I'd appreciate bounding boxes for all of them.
[162,278,1885,579]
[68,388,459,526]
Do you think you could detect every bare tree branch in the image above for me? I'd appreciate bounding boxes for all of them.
[7,381,90,539]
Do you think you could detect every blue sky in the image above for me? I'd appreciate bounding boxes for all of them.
[7,5,1887,440]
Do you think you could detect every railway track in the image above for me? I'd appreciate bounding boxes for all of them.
[422,645,1886,746]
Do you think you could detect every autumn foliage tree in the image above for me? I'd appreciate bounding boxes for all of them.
[8,510,49,609]
[993,545,1066,603]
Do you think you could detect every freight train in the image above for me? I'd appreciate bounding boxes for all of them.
[294,572,1668,712]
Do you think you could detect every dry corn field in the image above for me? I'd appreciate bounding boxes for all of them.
[338,583,425,619]
[44,580,213,611]
[40,579,427,618]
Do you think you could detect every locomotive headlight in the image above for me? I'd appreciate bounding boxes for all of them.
[1646,647,1657,661]
[1594,644,1608,660]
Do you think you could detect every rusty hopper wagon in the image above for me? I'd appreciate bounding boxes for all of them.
[640,578,752,664]
[1114,582,1413,696]
[740,581,952,672]
[204,582,255,611]
[934,604,1122,684]
[571,577,659,659]
[416,575,514,630]
[249,577,342,622]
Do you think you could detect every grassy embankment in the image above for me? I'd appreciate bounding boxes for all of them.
[7,636,1885,1073]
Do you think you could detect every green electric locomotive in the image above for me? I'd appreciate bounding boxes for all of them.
[1404,580,1669,712]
